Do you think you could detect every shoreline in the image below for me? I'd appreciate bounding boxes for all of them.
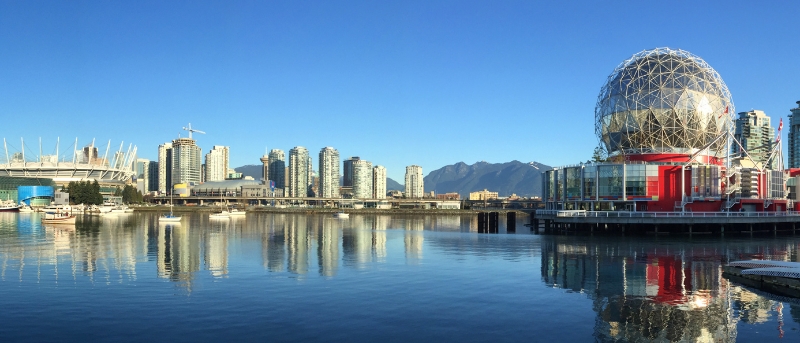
[133,206,530,216]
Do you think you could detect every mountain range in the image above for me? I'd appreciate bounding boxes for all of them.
[424,161,549,198]
[235,160,550,197]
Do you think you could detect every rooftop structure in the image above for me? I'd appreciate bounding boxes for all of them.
[0,137,137,193]
[595,47,733,163]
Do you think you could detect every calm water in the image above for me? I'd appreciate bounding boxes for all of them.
[1,212,799,342]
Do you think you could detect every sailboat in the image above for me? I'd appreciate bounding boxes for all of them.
[209,194,230,219]
[159,192,182,223]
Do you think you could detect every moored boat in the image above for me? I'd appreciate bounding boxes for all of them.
[18,203,33,213]
[42,212,77,224]
[0,200,21,212]
[159,213,182,223]
[228,208,246,216]
[333,212,349,218]
[209,212,230,219]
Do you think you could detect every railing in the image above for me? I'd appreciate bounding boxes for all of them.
[536,209,800,218]
[555,210,586,217]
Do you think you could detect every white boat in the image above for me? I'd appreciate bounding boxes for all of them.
[98,201,116,214]
[40,204,72,213]
[228,208,246,216]
[209,212,230,219]
[333,212,349,218]
[158,195,182,223]
[159,213,182,223]
[18,203,33,213]
[0,200,21,212]
[42,212,77,224]
[110,205,133,214]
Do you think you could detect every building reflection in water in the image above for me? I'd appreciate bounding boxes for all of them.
[5,211,798,338]
[0,213,495,284]
[404,217,424,262]
[541,238,800,342]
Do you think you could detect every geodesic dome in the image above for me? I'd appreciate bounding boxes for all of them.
[595,47,734,157]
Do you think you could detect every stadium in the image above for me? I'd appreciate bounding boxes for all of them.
[542,48,787,214]
[0,138,137,201]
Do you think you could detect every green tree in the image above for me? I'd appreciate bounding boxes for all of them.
[91,180,103,205]
[591,144,607,163]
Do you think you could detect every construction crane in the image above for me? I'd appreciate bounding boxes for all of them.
[182,123,206,139]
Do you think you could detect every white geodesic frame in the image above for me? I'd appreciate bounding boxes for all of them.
[595,47,735,157]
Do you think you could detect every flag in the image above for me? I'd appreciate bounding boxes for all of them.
[777,118,783,142]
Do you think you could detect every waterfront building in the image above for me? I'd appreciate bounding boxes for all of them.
[260,152,269,183]
[171,138,202,187]
[405,165,424,198]
[343,157,360,187]
[147,161,159,193]
[0,138,137,196]
[319,147,340,198]
[352,159,373,199]
[436,192,460,200]
[542,47,788,219]
[135,159,150,194]
[373,165,386,199]
[469,189,498,201]
[788,101,800,168]
[733,110,776,170]
[204,145,229,182]
[288,146,309,197]
[157,142,172,194]
[268,149,286,190]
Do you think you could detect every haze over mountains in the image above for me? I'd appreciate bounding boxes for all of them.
[235,160,550,197]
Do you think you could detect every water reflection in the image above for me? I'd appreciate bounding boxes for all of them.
[2,212,800,341]
[541,237,800,341]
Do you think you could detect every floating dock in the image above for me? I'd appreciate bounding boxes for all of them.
[723,260,800,298]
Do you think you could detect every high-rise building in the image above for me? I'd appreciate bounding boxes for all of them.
[288,146,309,197]
[204,145,229,182]
[788,101,800,168]
[373,165,386,199]
[171,137,202,186]
[343,157,360,187]
[268,149,286,190]
[135,159,150,194]
[157,142,172,194]
[307,155,314,196]
[147,162,159,193]
[319,147,340,198]
[352,159,373,199]
[260,152,269,183]
[734,110,776,169]
[405,165,424,198]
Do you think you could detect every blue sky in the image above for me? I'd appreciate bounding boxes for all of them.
[2,1,799,181]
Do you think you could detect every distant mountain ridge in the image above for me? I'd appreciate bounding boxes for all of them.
[424,160,549,198]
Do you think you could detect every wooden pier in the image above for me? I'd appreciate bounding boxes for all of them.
[532,210,800,235]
